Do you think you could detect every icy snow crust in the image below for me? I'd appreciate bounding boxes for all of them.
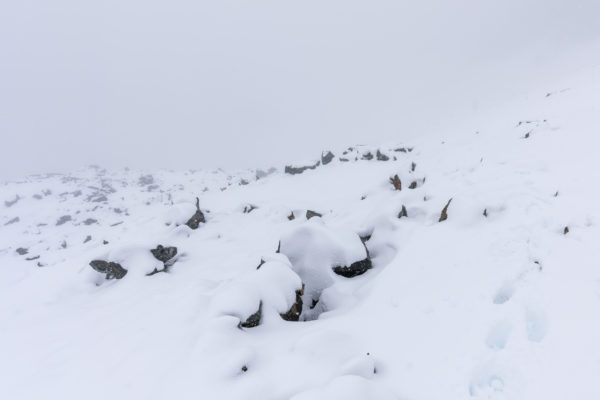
[2,65,600,399]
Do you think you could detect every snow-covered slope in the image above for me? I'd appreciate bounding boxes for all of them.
[2,64,600,400]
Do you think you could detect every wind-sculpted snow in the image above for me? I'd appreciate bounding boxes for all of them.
[2,64,600,399]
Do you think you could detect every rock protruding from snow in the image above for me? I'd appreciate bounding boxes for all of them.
[185,197,205,229]
[306,210,322,220]
[150,245,177,263]
[332,257,372,278]
[321,151,335,165]
[89,260,128,280]
[285,161,320,175]
[389,175,402,191]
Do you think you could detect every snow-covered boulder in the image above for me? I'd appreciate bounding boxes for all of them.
[210,254,303,327]
[279,219,371,304]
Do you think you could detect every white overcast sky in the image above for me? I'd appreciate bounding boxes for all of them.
[0,0,599,179]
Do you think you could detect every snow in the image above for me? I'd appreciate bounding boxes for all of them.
[2,57,600,399]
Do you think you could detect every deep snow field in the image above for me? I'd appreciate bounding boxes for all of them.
[2,64,600,400]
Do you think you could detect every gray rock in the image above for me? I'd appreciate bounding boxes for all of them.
[138,174,154,186]
[16,247,28,255]
[306,210,322,220]
[82,218,98,225]
[4,195,20,207]
[150,245,177,263]
[398,205,408,218]
[89,260,128,279]
[239,301,262,328]
[439,198,452,222]
[4,217,19,226]
[185,197,205,229]
[321,151,335,165]
[362,152,373,160]
[284,161,320,175]
[376,150,389,161]
[332,257,372,278]
[280,285,304,321]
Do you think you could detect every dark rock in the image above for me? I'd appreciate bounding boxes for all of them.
[360,234,371,243]
[239,179,249,186]
[26,255,40,261]
[56,215,72,226]
[333,258,372,278]
[138,174,154,186]
[241,365,248,372]
[439,198,452,222]
[243,204,257,214]
[84,235,92,243]
[554,191,559,197]
[321,151,335,165]
[276,241,281,253]
[411,162,416,172]
[150,245,178,263]
[306,210,322,219]
[82,218,98,225]
[287,212,295,221]
[483,209,488,217]
[16,247,28,255]
[394,147,407,153]
[239,301,262,328]
[89,260,128,280]
[256,259,265,270]
[376,150,389,161]
[284,161,320,175]
[310,298,319,309]
[281,284,304,322]
[362,152,373,160]
[110,221,123,227]
[185,197,206,229]
[4,217,19,226]
[88,194,108,203]
[390,175,402,191]
[398,205,408,218]
[339,158,349,162]
[409,181,417,189]
[563,226,569,235]
[103,240,109,245]
[4,195,20,207]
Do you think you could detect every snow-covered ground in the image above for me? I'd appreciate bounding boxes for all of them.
[2,62,600,400]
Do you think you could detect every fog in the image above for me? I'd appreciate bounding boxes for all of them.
[1,0,599,179]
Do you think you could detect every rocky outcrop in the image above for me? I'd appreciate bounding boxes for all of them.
[89,260,128,280]
[285,161,320,175]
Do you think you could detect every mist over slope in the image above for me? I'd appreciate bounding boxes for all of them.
[1,62,600,400]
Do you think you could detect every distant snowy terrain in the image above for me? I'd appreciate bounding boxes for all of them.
[1,64,600,400]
